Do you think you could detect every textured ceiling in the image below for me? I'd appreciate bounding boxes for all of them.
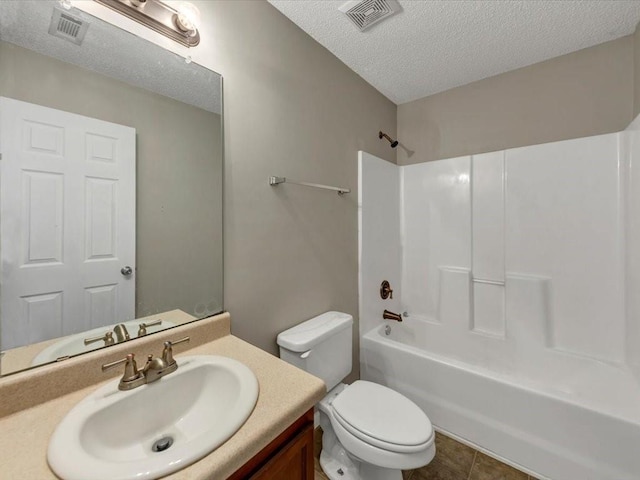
[0,0,221,114]
[269,0,640,105]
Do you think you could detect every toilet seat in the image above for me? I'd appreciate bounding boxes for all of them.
[322,394,435,470]
[332,410,433,454]
[330,380,433,453]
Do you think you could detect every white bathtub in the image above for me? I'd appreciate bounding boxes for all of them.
[360,320,640,480]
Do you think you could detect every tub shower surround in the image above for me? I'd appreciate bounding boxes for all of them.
[357,119,640,480]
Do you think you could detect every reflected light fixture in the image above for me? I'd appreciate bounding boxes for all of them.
[93,0,201,47]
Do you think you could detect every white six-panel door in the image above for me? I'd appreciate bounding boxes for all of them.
[0,97,136,350]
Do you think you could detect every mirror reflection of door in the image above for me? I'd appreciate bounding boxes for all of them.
[0,97,136,350]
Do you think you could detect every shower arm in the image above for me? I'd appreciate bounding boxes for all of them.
[378,131,399,148]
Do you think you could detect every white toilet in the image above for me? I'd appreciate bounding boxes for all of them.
[277,312,435,480]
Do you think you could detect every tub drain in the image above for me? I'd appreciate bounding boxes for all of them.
[152,436,174,452]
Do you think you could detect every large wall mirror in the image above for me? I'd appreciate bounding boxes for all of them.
[0,0,223,375]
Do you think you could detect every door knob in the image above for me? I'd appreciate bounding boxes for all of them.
[121,266,133,276]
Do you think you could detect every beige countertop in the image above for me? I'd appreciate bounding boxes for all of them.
[0,314,326,479]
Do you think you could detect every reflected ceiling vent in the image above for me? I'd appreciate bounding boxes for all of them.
[339,0,401,32]
[48,7,90,46]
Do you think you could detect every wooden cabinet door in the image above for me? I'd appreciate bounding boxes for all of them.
[249,423,314,480]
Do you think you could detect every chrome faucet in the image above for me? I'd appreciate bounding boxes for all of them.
[383,309,403,322]
[113,324,130,343]
[102,336,190,390]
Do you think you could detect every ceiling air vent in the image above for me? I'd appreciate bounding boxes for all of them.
[339,0,401,32]
[48,7,90,46]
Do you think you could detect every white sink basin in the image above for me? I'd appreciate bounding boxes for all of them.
[32,320,175,365]
[48,355,259,480]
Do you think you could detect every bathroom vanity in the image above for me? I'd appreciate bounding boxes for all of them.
[229,408,315,479]
[0,313,325,479]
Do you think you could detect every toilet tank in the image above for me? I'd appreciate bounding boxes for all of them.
[277,311,353,391]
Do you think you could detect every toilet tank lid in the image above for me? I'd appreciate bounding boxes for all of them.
[277,311,353,352]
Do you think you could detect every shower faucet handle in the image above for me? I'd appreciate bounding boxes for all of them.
[380,280,394,300]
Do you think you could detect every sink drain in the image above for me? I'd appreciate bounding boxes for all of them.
[151,436,174,453]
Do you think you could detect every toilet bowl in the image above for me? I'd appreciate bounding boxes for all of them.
[317,382,435,480]
[277,312,435,480]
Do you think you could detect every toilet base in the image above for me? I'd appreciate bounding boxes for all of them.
[319,449,360,480]
[319,417,403,480]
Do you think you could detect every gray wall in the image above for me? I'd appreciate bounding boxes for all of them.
[635,23,640,118]
[398,36,635,165]
[208,1,397,380]
[0,41,223,319]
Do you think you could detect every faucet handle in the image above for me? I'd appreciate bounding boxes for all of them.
[380,280,394,300]
[102,353,145,390]
[137,319,162,337]
[162,336,190,366]
[84,331,115,346]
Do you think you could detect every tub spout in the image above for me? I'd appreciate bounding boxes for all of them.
[383,309,403,322]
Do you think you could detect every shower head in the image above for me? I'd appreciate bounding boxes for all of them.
[379,131,399,148]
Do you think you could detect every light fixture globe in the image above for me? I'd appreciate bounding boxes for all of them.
[173,2,200,36]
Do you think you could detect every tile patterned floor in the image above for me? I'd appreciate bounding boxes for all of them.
[314,428,539,480]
